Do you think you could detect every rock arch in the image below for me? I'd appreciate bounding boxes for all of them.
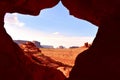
[0,0,120,80]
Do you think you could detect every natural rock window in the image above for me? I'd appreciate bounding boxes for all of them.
[4,2,98,78]
[4,2,98,48]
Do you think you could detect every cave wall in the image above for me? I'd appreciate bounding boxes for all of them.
[61,0,120,80]
[0,0,120,80]
[0,0,65,80]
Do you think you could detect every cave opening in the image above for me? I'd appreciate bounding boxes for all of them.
[4,1,98,77]
[4,1,98,48]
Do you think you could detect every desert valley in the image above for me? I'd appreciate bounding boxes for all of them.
[15,40,89,77]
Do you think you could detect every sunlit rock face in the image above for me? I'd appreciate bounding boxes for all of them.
[0,0,120,80]
[19,41,41,53]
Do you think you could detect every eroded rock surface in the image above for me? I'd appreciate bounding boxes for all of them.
[19,41,72,77]
[19,41,41,53]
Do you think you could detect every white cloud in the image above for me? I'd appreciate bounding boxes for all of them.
[53,32,60,35]
[42,36,94,48]
[5,24,95,48]
[5,13,25,27]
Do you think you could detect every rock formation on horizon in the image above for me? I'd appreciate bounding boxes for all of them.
[19,41,41,53]
[14,40,54,48]
[33,41,42,48]
[14,40,42,48]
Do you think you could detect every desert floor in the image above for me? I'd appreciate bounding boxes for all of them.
[40,46,88,66]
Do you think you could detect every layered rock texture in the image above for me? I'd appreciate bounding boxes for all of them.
[18,41,72,77]
[19,41,41,53]
[0,0,120,80]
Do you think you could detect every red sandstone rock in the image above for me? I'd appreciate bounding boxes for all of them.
[19,41,41,53]
[57,67,72,78]
[19,41,72,71]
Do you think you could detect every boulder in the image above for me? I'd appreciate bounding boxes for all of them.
[19,41,41,53]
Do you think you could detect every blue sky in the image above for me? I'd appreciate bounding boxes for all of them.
[4,1,98,48]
